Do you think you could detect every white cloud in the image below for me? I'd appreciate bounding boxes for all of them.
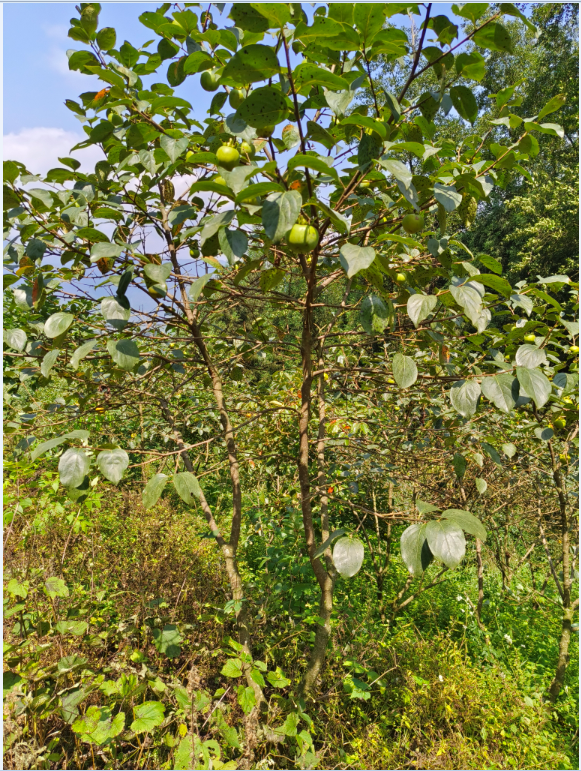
[3,127,104,176]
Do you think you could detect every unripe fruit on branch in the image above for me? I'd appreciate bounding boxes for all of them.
[554,417,567,429]
[200,69,220,91]
[216,144,240,170]
[569,345,579,354]
[395,273,406,283]
[401,213,424,234]
[288,217,319,253]
[229,88,245,109]
[523,334,536,343]
[214,175,227,187]
[259,125,275,138]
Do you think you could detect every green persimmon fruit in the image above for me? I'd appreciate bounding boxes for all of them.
[523,334,536,343]
[554,417,567,429]
[200,69,220,92]
[240,140,255,158]
[229,88,245,109]
[569,345,579,354]
[214,175,227,187]
[216,145,240,170]
[401,213,424,234]
[288,222,319,253]
[395,273,406,283]
[259,124,275,138]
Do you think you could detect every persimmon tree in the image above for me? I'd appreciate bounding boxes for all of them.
[3,0,577,713]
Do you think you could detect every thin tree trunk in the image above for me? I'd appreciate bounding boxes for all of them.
[475,538,485,621]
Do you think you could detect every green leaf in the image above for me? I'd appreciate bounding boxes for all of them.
[219,228,248,265]
[235,182,284,203]
[189,274,213,303]
[475,478,487,495]
[416,500,440,515]
[516,367,551,408]
[3,328,27,351]
[173,736,194,771]
[71,340,97,370]
[452,3,489,22]
[425,520,465,569]
[237,685,256,715]
[229,3,270,32]
[90,242,124,260]
[201,210,235,242]
[250,2,291,27]
[287,154,340,183]
[473,22,513,53]
[478,253,502,274]
[45,577,69,599]
[266,667,291,688]
[360,295,389,335]
[107,339,140,371]
[144,263,172,284]
[339,243,376,279]
[481,374,518,414]
[131,701,165,734]
[59,448,89,488]
[313,528,347,560]
[441,509,487,542]
[96,26,116,50]
[392,353,418,389]
[400,523,433,576]
[222,45,280,85]
[40,349,60,378]
[502,443,517,458]
[294,64,349,92]
[55,620,89,636]
[73,706,125,745]
[238,86,288,128]
[433,184,462,212]
[449,380,481,417]
[475,274,512,296]
[259,268,285,292]
[481,442,502,465]
[142,473,169,509]
[160,135,189,164]
[341,115,387,140]
[455,51,486,81]
[44,312,74,339]
[407,293,437,327]
[173,471,202,504]
[221,658,243,678]
[453,453,467,479]
[537,93,566,122]
[354,3,386,45]
[449,85,478,123]
[152,624,182,658]
[515,344,547,369]
[378,157,412,187]
[276,712,300,737]
[262,190,302,243]
[332,537,364,578]
[101,296,131,331]
[306,120,336,150]
[97,448,129,484]
[60,686,89,724]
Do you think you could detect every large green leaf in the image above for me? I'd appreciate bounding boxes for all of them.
[173,471,202,504]
[294,64,349,92]
[354,3,386,45]
[218,228,248,265]
[40,349,60,378]
[400,524,432,576]
[73,706,125,745]
[3,328,27,351]
[449,85,478,123]
[441,509,487,541]
[449,278,484,324]
[392,353,418,389]
[97,448,129,484]
[58,448,89,488]
[237,685,256,715]
[516,367,551,408]
[237,86,288,128]
[189,274,213,303]
[287,154,340,182]
[473,21,513,53]
[222,44,280,85]
[200,210,235,242]
[262,191,302,243]
[339,243,375,278]
[378,157,412,187]
[332,537,364,578]
[160,135,188,164]
[360,295,389,335]
[152,624,182,658]
[107,339,140,371]
[407,293,437,327]
[449,380,481,417]
[142,473,169,509]
[131,701,165,734]
[45,577,69,599]
[475,274,512,296]
[221,658,243,678]
[101,297,130,330]
[44,312,74,339]
[433,183,462,212]
[481,374,518,413]
[515,344,547,368]
[174,737,194,771]
[71,339,96,370]
[425,520,465,569]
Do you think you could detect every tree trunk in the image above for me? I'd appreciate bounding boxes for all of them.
[476,538,485,621]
